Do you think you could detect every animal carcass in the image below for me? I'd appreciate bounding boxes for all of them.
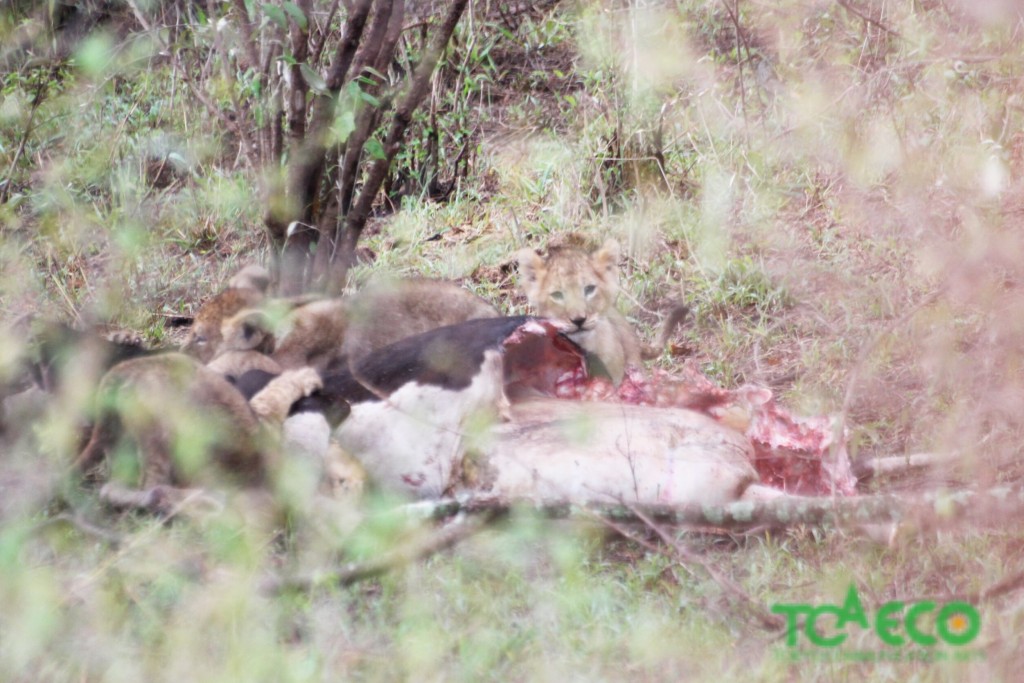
[323,317,855,505]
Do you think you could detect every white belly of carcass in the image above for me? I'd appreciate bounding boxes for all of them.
[476,399,758,507]
[335,350,507,498]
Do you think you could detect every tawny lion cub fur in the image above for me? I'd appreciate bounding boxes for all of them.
[205,308,283,378]
[517,238,686,384]
[182,264,271,363]
[73,353,322,514]
[272,278,499,370]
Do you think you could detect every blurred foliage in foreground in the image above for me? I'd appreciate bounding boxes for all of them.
[2,0,1024,680]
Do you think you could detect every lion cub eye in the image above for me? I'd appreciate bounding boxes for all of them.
[550,291,564,302]
[583,285,597,298]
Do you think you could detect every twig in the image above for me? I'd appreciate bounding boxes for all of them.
[836,0,903,39]
[105,97,142,167]
[719,0,749,135]
[274,0,376,294]
[0,68,50,204]
[186,68,256,167]
[853,452,959,480]
[310,0,343,67]
[331,0,471,290]
[978,568,1024,602]
[335,0,405,219]
[31,512,125,547]
[260,510,497,594]
[230,0,262,73]
[873,567,1024,610]
[624,500,784,630]
[618,287,662,317]
[139,1,254,174]
[124,0,155,34]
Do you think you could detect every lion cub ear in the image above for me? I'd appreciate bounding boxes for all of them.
[591,238,621,274]
[220,309,276,352]
[516,248,546,286]
[228,264,271,294]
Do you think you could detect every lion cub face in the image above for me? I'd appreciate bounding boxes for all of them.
[218,309,276,355]
[183,265,270,363]
[517,238,621,334]
[205,309,282,378]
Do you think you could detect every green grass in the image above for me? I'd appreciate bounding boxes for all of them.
[2,511,1016,681]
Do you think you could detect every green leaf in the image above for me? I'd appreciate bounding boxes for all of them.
[330,110,356,144]
[365,137,386,160]
[363,66,387,81]
[73,33,115,78]
[358,90,381,107]
[300,63,328,93]
[282,1,308,30]
[166,152,189,170]
[262,4,287,29]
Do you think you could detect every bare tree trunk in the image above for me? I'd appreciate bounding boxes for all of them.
[311,0,407,290]
[276,0,315,293]
[266,0,471,295]
[272,0,375,296]
[230,0,261,73]
[338,0,405,217]
[324,0,470,294]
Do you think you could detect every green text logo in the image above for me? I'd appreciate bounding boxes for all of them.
[772,585,981,648]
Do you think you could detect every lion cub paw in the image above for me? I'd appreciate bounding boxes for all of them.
[282,367,323,396]
[108,330,144,347]
[250,367,323,425]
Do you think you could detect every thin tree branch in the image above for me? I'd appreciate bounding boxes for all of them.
[336,0,405,218]
[230,0,262,73]
[978,568,1024,602]
[310,0,343,67]
[31,512,125,547]
[274,0,375,295]
[624,500,784,631]
[329,0,470,292]
[392,486,1024,529]
[0,68,50,204]
[720,0,749,134]
[260,510,497,594]
[836,0,903,39]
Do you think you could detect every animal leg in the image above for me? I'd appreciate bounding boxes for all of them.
[99,482,225,517]
[250,367,322,425]
[72,410,120,481]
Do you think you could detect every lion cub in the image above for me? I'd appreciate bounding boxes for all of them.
[272,278,499,370]
[182,264,271,363]
[517,237,686,384]
[73,353,324,514]
[205,308,283,378]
